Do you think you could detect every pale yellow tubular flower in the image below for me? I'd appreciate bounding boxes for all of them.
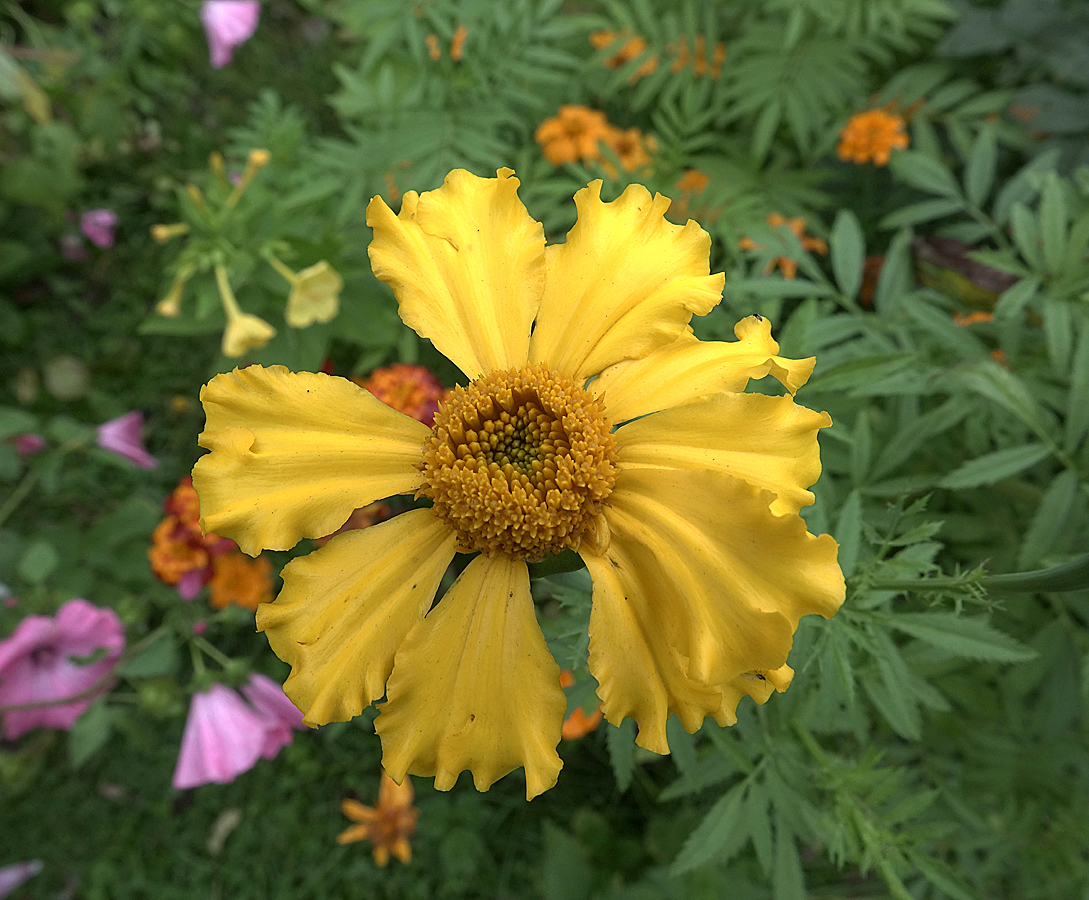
[151,223,190,244]
[283,261,343,328]
[214,264,276,359]
[155,263,194,318]
[193,168,844,799]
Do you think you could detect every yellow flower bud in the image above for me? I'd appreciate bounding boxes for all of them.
[151,223,189,244]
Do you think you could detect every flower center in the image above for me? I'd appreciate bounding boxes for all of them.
[419,363,619,561]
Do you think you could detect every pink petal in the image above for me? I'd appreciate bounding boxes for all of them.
[177,568,208,601]
[172,684,270,789]
[79,209,118,248]
[200,1,261,68]
[241,673,306,758]
[13,433,45,456]
[0,600,124,740]
[0,860,43,898]
[96,411,158,469]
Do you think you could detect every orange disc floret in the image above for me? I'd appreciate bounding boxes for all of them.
[837,108,909,166]
[208,552,274,611]
[534,105,611,166]
[356,363,446,425]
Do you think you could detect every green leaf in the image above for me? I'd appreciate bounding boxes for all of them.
[1009,201,1043,270]
[119,635,179,679]
[670,783,746,874]
[772,824,806,900]
[1018,470,1079,569]
[751,100,782,164]
[541,822,592,900]
[830,209,864,299]
[994,276,1039,320]
[1065,319,1089,451]
[17,539,58,584]
[0,407,38,440]
[724,278,836,298]
[743,787,774,876]
[1039,171,1068,273]
[1042,296,1073,371]
[806,353,915,393]
[605,718,636,792]
[910,851,982,900]
[955,362,1057,441]
[964,125,997,207]
[873,228,914,313]
[890,613,1036,662]
[834,490,863,579]
[938,442,1050,489]
[891,150,962,198]
[878,197,964,229]
[68,700,113,769]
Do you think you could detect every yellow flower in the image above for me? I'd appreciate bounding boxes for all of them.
[837,108,910,166]
[193,169,844,799]
[337,771,419,866]
[216,264,276,358]
[283,261,343,329]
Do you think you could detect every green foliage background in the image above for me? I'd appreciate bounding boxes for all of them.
[2,0,1088,897]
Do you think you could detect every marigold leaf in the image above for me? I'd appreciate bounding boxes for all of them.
[830,209,864,299]
[670,782,746,874]
[1018,470,1079,569]
[964,125,997,207]
[890,613,1036,662]
[938,442,1049,489]
[605,718,636,792]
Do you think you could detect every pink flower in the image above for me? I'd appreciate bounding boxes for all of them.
[0,860,43,898]
[0,599,125,740]
[241,673,306,758]
[96,411,158,469]
[172,684,270,789]
[200,1,261,68]
[13,433,45,457]
[80,209,119,248]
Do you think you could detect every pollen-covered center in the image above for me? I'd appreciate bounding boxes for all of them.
[419,363,620,561]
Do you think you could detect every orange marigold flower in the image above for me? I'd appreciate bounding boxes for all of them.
[338,772,420,867]
[208,552,274,611]
[953,310,995,326]
[667,34,725,78]
[425,33,441,61]
[589,30,658,81]
[740,213,828,280]
[450,25,468,62]
[164,476,202,530]
[837,108,910,166]
[534,105,611,166]
[355,364,445,425]
[990,348,1010,369]
[149,517,209,585]
[602,126,657,175]
[676,169,710,194]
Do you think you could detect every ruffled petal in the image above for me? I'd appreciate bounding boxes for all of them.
[616,392,831,516]
[367,169,545,380]
[376,555,565,799]
[194,365,429,556]
[716,665,794,727]
[528,181,724,382]
[581,467,843,750]
[591,315,815,423]
[256,510,456,726]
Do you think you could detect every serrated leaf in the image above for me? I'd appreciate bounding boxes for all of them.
[867,653,922,739]
[890,613,1036,662]
[1065,320,1089,451]
[1042,296,1073,371]
[939,442,1049,489]
[744,787,774,875]
[17,539,58,584]
[830,209,864,299]
[910,851,981,900]
[606,718,636,792]
[879,197,964,229]
[873,228,914,313]
[670,783,746,874]
[1009,202,1041,269]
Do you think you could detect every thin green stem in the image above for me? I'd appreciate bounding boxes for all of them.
[0,467,39,529]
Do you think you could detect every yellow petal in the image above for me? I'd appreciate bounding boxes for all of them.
[367,168,545,379]
[528,180,724,382]
[285,261,342,328]
[376,555,565,800]
[222,310,276,357]
[194,365,429,555]
[616,392,831,516]
[341,798,378,823]
[336,824,372,844]
[256,509,456,726]
[716,665,794,726]
[581,466,843,749]
[591,315,815,423]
